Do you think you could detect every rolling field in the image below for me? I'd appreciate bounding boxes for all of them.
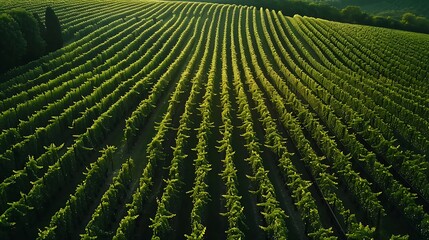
[1,0,429,239]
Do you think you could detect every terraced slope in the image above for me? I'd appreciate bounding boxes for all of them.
[0,0,428,239]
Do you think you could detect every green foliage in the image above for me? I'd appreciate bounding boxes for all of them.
[401,12,429,32]
[8,8,46,61]
[0,13,26,72]
[340,6,368,23]
[0,8,51,75]
[45,7,63,52]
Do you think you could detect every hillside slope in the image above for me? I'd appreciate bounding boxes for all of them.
[0,0,429,239]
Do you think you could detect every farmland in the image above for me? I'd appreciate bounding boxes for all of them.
[1,0,429,239]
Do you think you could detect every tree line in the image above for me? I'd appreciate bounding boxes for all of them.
[282,1,429,34]
[0,7,63,74]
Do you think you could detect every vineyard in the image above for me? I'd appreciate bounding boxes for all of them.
[1,0,429,239]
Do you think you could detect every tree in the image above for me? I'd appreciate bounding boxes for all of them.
[0,13,26,73]
[401,12,429,33]
[8,8,46,62]
[402,12,419,26]
[340,6,370,24]
[45,7,63,52]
